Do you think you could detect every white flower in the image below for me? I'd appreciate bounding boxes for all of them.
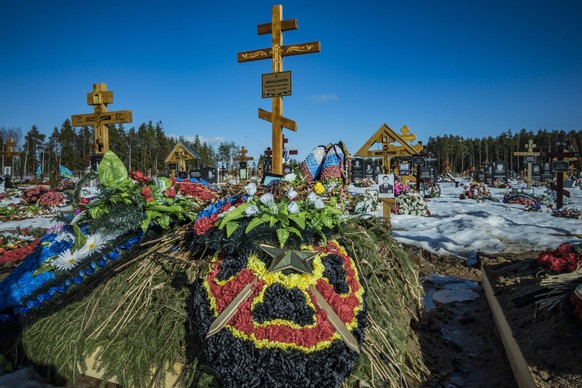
[76,234,106,258]
[245,204,260,216]
[244,182,257,196]
[53,249,79,271]
[286,188,298,200]
[306,192,325,209]
[260,193,275,206]
[307,192,319,202]
[313,197,325,209]
[287,201,300,214]
[283,173,297,182]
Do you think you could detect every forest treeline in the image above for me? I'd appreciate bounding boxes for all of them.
[1,123,581,177]
[0,120,242,177]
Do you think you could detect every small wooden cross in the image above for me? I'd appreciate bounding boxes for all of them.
[234,146,254,163]
[513,139,541,185]
[238,4,320,175]
[0,138,19,158]
[71,83,132,154]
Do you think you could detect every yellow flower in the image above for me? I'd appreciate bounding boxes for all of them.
[314,182,325,195]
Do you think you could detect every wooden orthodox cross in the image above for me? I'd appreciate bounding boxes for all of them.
[0,138,20,175]
[234,146,254,180]
[545,137,578,209]
[71,83,132,154]
[238,4,320,175]
[234,146,254,164]
[513,139,540,186]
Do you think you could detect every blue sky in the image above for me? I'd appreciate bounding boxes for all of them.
[1,0,581,161]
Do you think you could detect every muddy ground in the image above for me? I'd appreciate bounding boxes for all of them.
[408,245,582,388]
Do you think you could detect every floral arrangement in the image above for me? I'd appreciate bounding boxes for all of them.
[537,243,582,273]
[0,228,43,265]
[352,178,374,187]
[0,203,55,221]
[391,182,430,217]
[552,207,582,219]
[458,182,494,201]
[352,190,380,214]
[490,179,512,189]
[192,239,366,387]
[20,186,51,205]
[0,151,220,321]
[205,174,345,248]
[394,181,409,196]
[421,181,441,198]
[502,192,542,211]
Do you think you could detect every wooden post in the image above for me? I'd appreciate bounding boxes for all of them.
[381,198,395,226]
[238,5,320,175]
[513,140,540,187]
[71,83,132,155]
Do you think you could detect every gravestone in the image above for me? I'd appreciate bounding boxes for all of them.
[474,169,485,182]
[421,166,437,181]
[531,163,542,181]
[364,159,375,179]
[350,158,364,182]
[492,160,508,182]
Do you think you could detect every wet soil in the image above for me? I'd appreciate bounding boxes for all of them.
[408,245,582,388]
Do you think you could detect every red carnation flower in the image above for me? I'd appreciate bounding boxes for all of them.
[165,187,176,198]
[141,186,154,202]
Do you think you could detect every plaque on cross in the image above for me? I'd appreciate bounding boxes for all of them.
[71,83,132,155]
[513,139,541,186]
[238,4,320,175]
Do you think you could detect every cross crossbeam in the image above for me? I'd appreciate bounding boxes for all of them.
[71,83,132,154]
[238,4,319,175]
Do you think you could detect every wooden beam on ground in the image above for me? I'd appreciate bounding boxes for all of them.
[481,269,537,388]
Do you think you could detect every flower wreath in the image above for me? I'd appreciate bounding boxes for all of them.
[191,239,367,387]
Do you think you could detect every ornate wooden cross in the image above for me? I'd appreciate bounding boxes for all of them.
[238,4,320,175]
[0,138,20,175]
[513,139,541,185]
[355,124,423,175]
[234,146,254,163]
[71,83,132,154]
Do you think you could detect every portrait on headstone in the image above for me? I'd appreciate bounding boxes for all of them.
[399,162,410,176]
[364,160,374,178]
[493,161,506,175]
[377,174,395,198]
[351,158,364,181]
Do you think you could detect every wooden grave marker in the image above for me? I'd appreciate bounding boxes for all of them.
[513,139,540,186]
[71,83,132,156]
[544,138,579,208]
[355,123,423,223]
[234,146,254,180]
[164,142,200,178]
[238,4,320,175]
[0,137,20,176]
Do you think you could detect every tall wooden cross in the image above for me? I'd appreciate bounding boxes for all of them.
[71,83,132,154]
[238,4,320,175]
[513,139,540,185]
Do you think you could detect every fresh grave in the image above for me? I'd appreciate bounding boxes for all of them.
[0,147,427,387]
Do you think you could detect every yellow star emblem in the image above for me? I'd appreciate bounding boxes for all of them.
[259,244,317,275]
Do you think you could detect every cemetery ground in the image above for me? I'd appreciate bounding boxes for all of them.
[1,179,582,387]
